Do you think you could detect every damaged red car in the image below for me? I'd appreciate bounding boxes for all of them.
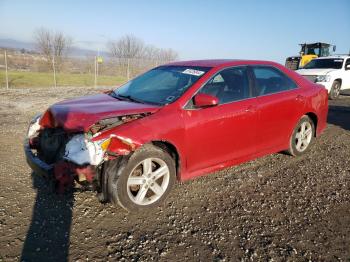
[25,60,328,211]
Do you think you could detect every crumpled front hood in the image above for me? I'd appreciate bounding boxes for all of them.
[296,68,336,75]
[39,94,160,132]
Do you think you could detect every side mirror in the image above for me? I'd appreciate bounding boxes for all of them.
[333,45,336,52]
[345,64,350,70]
[193,93,219,108]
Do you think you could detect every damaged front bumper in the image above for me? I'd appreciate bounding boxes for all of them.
[24,113,141,194]
[24,114,53,176]
[24,137,99,193]
[24,138,53,177]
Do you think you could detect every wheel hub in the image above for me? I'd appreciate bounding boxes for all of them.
[295,121,312,152]
[127,157,170,206]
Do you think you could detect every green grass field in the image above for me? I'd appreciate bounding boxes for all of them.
[0,70,126,88]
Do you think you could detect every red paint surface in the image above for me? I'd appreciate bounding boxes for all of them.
[54,161,96,193]
[193,93,219,107]
[53,161,75,194]
[40,60,328,181]
[106,136,140,156]
[39,94,160,132]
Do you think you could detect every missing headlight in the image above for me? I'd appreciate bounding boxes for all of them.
[89,113,150,135]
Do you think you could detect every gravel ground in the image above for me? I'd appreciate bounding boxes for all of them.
[0,87,349,261]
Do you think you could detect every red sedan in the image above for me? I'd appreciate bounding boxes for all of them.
[25,60,328,211]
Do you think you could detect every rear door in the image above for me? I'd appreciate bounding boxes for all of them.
[252,66,306,152]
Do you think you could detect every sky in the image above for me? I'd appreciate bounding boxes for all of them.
[0,0,349,63]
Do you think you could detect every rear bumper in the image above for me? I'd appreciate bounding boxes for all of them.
[24,139,53,177]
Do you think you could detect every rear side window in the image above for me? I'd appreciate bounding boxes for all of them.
[252,66,297,96]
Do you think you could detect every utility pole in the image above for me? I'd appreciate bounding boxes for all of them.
[127,58,130,80]
[96,56,99,86]
[52,56,57,88]
[95,48,100,88]
[4,50,9,90]
[94,56,97,88]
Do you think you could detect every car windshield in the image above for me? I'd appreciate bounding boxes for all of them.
[112,65,211,105]
[304,58,344,69]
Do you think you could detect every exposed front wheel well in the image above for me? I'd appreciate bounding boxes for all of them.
[151,141,180,179]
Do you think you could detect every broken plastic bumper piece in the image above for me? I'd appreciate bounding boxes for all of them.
[24,138,53,177]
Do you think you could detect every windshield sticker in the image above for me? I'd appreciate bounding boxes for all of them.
[182,69,205,76]
[334,60,343,62]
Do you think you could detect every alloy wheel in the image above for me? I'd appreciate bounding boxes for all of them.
[333,82,341,98]
[295,121,312,152]
[126,158,170,205]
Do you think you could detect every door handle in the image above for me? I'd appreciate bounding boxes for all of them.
[296,95,304,101]
[245,105,256,113]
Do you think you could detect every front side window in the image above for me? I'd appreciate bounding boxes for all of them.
[252,66,297,96]
[198,66,251,104]
[112,66,211,105]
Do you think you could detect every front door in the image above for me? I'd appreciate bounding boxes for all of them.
[183,66,258,173]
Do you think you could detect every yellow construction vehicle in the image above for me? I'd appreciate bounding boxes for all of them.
[285,42,336,70]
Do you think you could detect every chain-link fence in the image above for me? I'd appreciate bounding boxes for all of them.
[0,49,175,88]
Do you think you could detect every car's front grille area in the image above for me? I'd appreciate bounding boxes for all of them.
[38,128,68,164]
[302,75,317,83]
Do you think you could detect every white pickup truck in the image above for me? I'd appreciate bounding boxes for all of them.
[296,55,350,99]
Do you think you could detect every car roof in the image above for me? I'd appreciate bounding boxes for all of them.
[165,59,280,68]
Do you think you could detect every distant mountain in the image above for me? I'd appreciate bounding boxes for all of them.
[0,38,109,58]
[0,38,35,50]
[68,46,109,58]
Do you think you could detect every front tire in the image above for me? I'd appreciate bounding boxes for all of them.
[287,115,315,156]
[107,144,176,212]
[329,80,341,100]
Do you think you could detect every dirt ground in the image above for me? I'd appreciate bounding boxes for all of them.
[0,87,349,261]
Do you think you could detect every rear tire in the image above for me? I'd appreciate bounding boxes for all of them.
[107,144,176,212]
[287,116,315,156]
[329,80,341,100]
